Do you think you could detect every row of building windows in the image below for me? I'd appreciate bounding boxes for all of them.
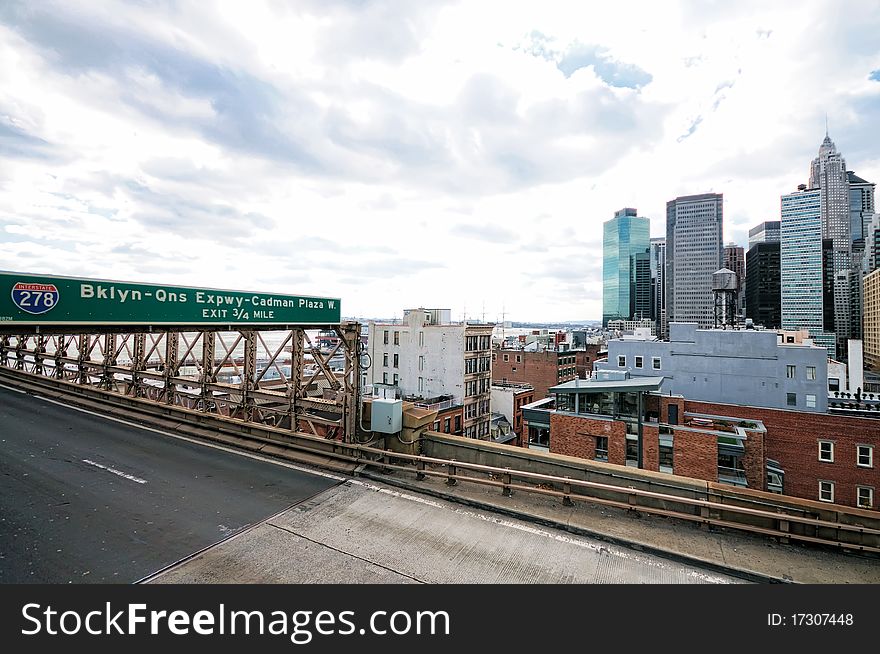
[464,400,490,419]
[465,356,491,374]
[382,330,426,347]
[618,355,662,370]
[819,481,874,508]
[465,378,491,397]
[557,367,576,379]
[787,392,817,408]
[785,364,817,381]
[594,436,673,472]
[433,415,462,434]
[818,441,873,467]
[464,420,490,438]
[465,335,491,352]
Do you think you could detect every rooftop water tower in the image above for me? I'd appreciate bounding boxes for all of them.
[712,268,739,328]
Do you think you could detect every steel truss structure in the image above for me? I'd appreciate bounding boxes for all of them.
[0,323,362,442]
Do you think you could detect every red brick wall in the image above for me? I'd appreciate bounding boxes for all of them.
[672,428,718,481]
[642,424,659,472]
[686,399,880,509]
[549,413,626,461]
[435,405,464,435]
[575,345,601,379]
[644,395,685,424]
[742,428,765,491]
[492,350,575,398]
[512,389,534,446]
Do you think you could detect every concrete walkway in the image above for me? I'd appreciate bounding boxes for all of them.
[148,477,745,584]
[358,467,880,584]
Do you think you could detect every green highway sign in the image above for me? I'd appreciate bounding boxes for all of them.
[1,272,341,326]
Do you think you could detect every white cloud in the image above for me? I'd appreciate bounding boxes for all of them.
[0,0,878,322]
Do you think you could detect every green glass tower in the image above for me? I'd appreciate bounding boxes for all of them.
[603,208,651,327]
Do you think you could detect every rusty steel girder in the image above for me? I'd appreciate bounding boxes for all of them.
[0,323,362,443]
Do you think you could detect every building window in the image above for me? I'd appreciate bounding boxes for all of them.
[444,417,450,433]
[818,440,834,463]
[652,357,661,370]
[492,353,496,361]
[857,486,874,509]
[419,356,424,371]
[503,354,509,362]
[393,373,398,385]
[383,372,388,384]
[594,436,608,462]
[819,481,834,503]
[419,332,424,347]
[786,365,796,378]
[806,394,816,408]
[418,377,424,392]
[786,393,797,407]
[617,355,626,368]
[807,366,816,381]
[857,445,873,468]
[625,439,638,467]
[635,356,643,369]
[393,353,399,368]
[516,355,522,363]
[393,331,399,345]
[454,415,461,432]
[659,444,673,473]
[433,420,440,431]
[383,353,388,367]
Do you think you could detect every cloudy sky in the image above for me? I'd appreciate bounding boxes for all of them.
[1,1,878,322]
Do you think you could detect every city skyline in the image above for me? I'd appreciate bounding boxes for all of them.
[0,2,879,322]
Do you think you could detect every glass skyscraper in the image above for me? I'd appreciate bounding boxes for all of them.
[602,208,650,327]
[780,186,836,356]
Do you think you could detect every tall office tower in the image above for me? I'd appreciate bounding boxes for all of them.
[809,131,851,355]
[780,185,836,356]
[723,243,746,316]
[865,213,880,273]
[650,237,666,338]
[747,221,780,248]
[632,251,652,320]
[745,241,781,329]
[666,193,724,328]
[864,268,880,372]
[847,172,874,342]
[848,171,876,243]
[602,208,650,327]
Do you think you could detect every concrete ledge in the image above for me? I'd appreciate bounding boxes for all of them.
[359,468,787,584]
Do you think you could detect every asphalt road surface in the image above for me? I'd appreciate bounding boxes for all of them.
[0,385,339,583]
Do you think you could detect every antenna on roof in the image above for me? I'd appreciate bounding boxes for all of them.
[825,113,828,138]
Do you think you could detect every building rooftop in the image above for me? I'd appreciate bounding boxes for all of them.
[549,377,664,394]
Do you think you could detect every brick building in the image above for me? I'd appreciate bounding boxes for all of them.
[574,345,602,379]
[521,371,878,510]
[492,349,577,399]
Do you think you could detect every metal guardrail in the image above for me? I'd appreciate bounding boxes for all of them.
[2,366,879,555]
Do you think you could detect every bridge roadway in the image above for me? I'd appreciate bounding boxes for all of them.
[0,385,744,584]
[0,385,338,583]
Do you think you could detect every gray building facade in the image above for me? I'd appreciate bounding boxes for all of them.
[666,193,724,329]
[748,221,780,247]
[594,323,829,413]
[650,237,666,338]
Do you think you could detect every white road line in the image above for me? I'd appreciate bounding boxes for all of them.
[25,393,346,482]
[0,382,26,394]
[82,459,148,484]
